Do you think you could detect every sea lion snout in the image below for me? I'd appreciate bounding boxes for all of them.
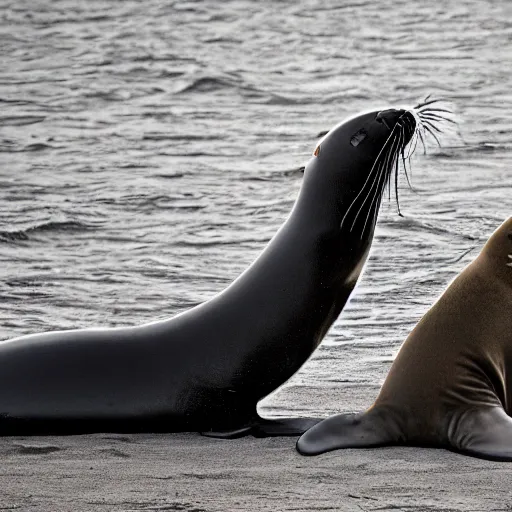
[375,109,405,130]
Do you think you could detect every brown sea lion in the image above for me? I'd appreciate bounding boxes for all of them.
[297,217,512,461]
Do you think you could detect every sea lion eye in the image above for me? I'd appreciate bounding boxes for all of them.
[350,128,367,147]
[508,232,512,241]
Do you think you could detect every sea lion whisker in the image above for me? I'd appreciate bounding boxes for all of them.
[403,143,419,193]
[352,142,392,233]
[402,114,418,157]
[421,122,442,147]
[418,113,456,131]
[354,126,402,233]
[396,115,420,194]
[404,130,418,159]
[340,124,399,230]
[416,124,428,155]
[420,118,444,135]
[419,118,457,135]
[362,149,393,236]
[421,110,467,145]
[360,130,402,234]
[401,143,415,192]
[360,162,386,235]
[416,120,431,140]
[419,112,457,126]
[346,151,387,232]
[417,107,454,115]
[394,130,403,217]
[386,137,394,201]
[382,129,402,204]
[413,97,450,110]
[382,129,401,185]
[402,117,419,159]
[408,110,431,156]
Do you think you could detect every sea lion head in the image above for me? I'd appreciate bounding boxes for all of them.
[480,217,512,283]
[297,98,455,251]
[301,108,417,239]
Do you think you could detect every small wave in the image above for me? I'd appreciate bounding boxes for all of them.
[176,76,235,94]
[202,36,241,44]
[319,91,372,104]
[382,216,478,241]
[0,97,38,105]
[132,54,198,64]
[0,221,93,243]
[154,172,185,179]
[158,70,186,78]
[464,142,512,153]
[24,142,53,152]
[0,142,54,153]
[264,94,303,105]
[0,116,46,126]
[142,133,223,141]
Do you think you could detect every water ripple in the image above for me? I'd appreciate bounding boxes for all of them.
[0,0,511,416]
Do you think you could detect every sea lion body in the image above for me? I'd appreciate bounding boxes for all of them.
[0,108,416,437]
[297,217,512,460]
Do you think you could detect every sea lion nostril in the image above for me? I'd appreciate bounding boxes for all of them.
[376,109,398,120]
[375,115,391,131]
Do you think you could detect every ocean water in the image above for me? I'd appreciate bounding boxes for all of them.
[1,0,511,417]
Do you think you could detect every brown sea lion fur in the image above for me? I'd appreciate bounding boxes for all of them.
[297,217,512,461]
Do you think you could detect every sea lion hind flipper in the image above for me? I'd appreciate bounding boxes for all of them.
[200,425,254,439]
[200,417,323,439]
[449,407,512,462]
[296,409,399,456]
[251,416,324,437]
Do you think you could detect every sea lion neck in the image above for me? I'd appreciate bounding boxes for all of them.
[479,217,512,288]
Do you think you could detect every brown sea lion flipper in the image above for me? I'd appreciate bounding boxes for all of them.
[450,407,512,462]
[296,409,400,455]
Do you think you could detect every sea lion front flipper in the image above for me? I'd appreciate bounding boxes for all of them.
[449,407,512,462]
[296,409,400,456]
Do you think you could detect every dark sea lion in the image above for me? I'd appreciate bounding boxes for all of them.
[297,217,512,461]
[0,106,420,438]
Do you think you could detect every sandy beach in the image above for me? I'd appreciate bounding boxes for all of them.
[2,431,512,512]
[2,382,512,512]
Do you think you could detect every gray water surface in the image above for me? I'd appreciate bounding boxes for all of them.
[1,0,511,417]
